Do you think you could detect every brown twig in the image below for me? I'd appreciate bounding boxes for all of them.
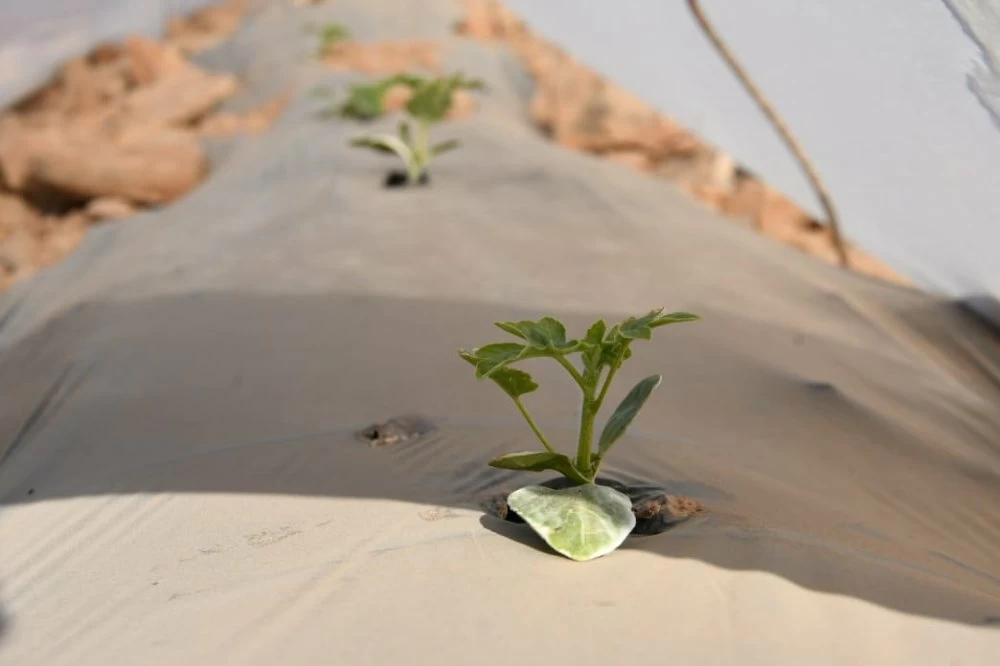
[687,0,849,268]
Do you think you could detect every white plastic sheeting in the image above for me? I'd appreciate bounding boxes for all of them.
[504,0,1000,325]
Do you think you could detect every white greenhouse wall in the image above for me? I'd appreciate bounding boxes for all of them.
[505,0,1000,324]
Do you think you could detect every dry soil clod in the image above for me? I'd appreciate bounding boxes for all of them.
[355,415,437,447]
[0,0,282,294]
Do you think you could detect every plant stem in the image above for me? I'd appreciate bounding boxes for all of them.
[512,396,558,455]
[411,118,430,183]
[553,354,586,391]
[548,352,600,480]
[579,344,630,479]
[563,463,591,485]
[575,395,596,479]
[594,344,628,412]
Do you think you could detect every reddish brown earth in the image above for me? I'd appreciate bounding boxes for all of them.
[0,0,286,291]
[321,39,443,75]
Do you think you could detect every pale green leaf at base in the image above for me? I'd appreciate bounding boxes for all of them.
[507,484,636,562]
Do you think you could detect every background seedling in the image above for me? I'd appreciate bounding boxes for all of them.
[304,21,352,56]
[459,308,700,561]
[318,73,426,121]
[349,72,485,186]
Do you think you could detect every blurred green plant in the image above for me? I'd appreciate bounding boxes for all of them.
[304,21,351,55]
[313,73,426,122]
[349,72,486,185]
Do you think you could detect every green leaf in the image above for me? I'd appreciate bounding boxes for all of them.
[463,342,525,377]
[619,309,662,340]
[585,320,606,345]
[495,316,578,352]
[619,308,701,340]
[581,319,608,378]
[495,321,527,339]
[506,484,636,561]
[490,452,589,485]
[582,345,602,378]
[523,317,568,349]
[405,72,485,123]
[338,85,384,120]
[314,22,351,49]
[488,366,539,398]
[430,139,461,156]
[459,352,538,398]
[398,120,412,145]
[405,79,453,123]
[598,324,631,368]
[651,311,701,327]
[488,452,580,478]
[335,74,426,121]
[350,134,413,165]
[597,374,662,456]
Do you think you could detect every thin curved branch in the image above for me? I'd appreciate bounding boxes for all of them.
[687,0,849,268]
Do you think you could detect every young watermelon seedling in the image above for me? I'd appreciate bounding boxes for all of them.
[459,308,700,561]
[349,72,485,187]
[304,21,352,57]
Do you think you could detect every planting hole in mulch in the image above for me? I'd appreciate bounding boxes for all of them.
[355,414,436,447]
[484,477,705,536]
[384,170,430,188]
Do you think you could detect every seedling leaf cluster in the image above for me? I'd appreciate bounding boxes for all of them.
[314,74,428,121]
[304,21,352,56]
[349,72,485,185]
[459,308,700,484]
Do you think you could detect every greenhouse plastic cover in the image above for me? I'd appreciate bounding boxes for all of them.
[504,0,1000,328]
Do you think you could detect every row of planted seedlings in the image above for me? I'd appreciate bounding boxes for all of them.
[308,21,485,188]
[307,24,706,563]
